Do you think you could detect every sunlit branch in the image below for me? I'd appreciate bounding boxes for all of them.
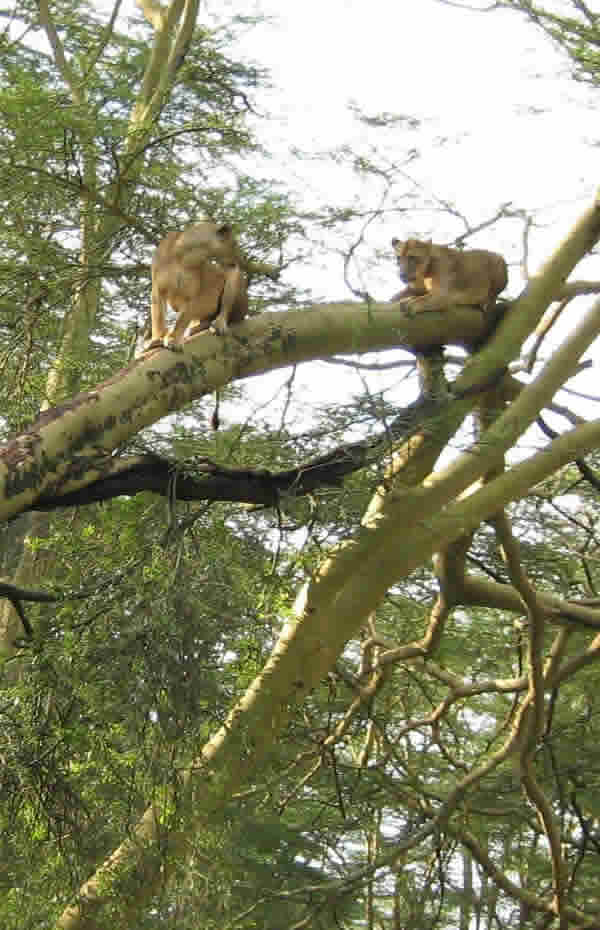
[37,0,82,104]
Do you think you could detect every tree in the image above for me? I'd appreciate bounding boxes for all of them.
[1,1,600,929]
[500,0,599,87]
[0,0,287,648]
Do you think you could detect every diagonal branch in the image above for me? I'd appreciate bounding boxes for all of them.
[81,0,123,81]
[456,187,600,393]
[30,390,451,511]
[0,301,491,525]
[491,512,545,743]
[37,0,82,104]
[490,513,569,924]
[422,295,600,520]
[133,0,199,130]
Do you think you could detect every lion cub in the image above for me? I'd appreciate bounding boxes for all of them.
[391,238,508,312]
[146,219,248,351]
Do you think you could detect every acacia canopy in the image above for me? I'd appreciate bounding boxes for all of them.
[1,2,600,929]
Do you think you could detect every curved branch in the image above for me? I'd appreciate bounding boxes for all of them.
[31,390,450,511]
[558,280,600,300]
[53,192,600,930]
[457,188,600,392]
[37,0,82,103]
[0,301,491,524]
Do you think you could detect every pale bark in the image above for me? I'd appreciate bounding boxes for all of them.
[54,313,600,927]
[0,301,491,526]
[0,187,595,924]
[457,187,600,392]
[3,28,597,915]
[54,393,600,927]
[2,287,597,534]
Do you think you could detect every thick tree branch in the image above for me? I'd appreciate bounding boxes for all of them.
[0,302,492,525]
[53,390,600,930]
[133,0,199,128]
[418,296,600,521]
[48,193,600,929]
[537,414,600,492]
[456,187,600,393]
[30,389,451,510]
[557,280,600,300]
[7,191,600,526]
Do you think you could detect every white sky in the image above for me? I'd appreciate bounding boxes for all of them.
[214,0,599,424]
[236,0,597,267]
[22,0,600,423]
[250,0,596,190]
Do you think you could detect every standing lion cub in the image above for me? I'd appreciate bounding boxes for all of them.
[391,238,508,312]
[146,219,248,351]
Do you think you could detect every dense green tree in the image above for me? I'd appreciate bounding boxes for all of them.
[1,2,600,929]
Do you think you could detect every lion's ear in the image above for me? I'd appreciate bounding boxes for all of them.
[217,223,233,239]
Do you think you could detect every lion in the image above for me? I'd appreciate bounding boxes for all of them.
[391,238,508,312]
[146,219,248,351]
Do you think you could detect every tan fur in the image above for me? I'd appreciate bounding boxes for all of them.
[391,238,508,312]
[146,220,248,350]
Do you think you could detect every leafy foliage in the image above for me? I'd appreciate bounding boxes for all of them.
[1,1,600,929]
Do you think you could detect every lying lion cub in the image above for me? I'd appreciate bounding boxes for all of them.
[391,238,508,312]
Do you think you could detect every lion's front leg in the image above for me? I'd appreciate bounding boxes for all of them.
[163,304,196,351]
[399,292,486,314]
[398,294,449,314]
[143,288,169,351]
